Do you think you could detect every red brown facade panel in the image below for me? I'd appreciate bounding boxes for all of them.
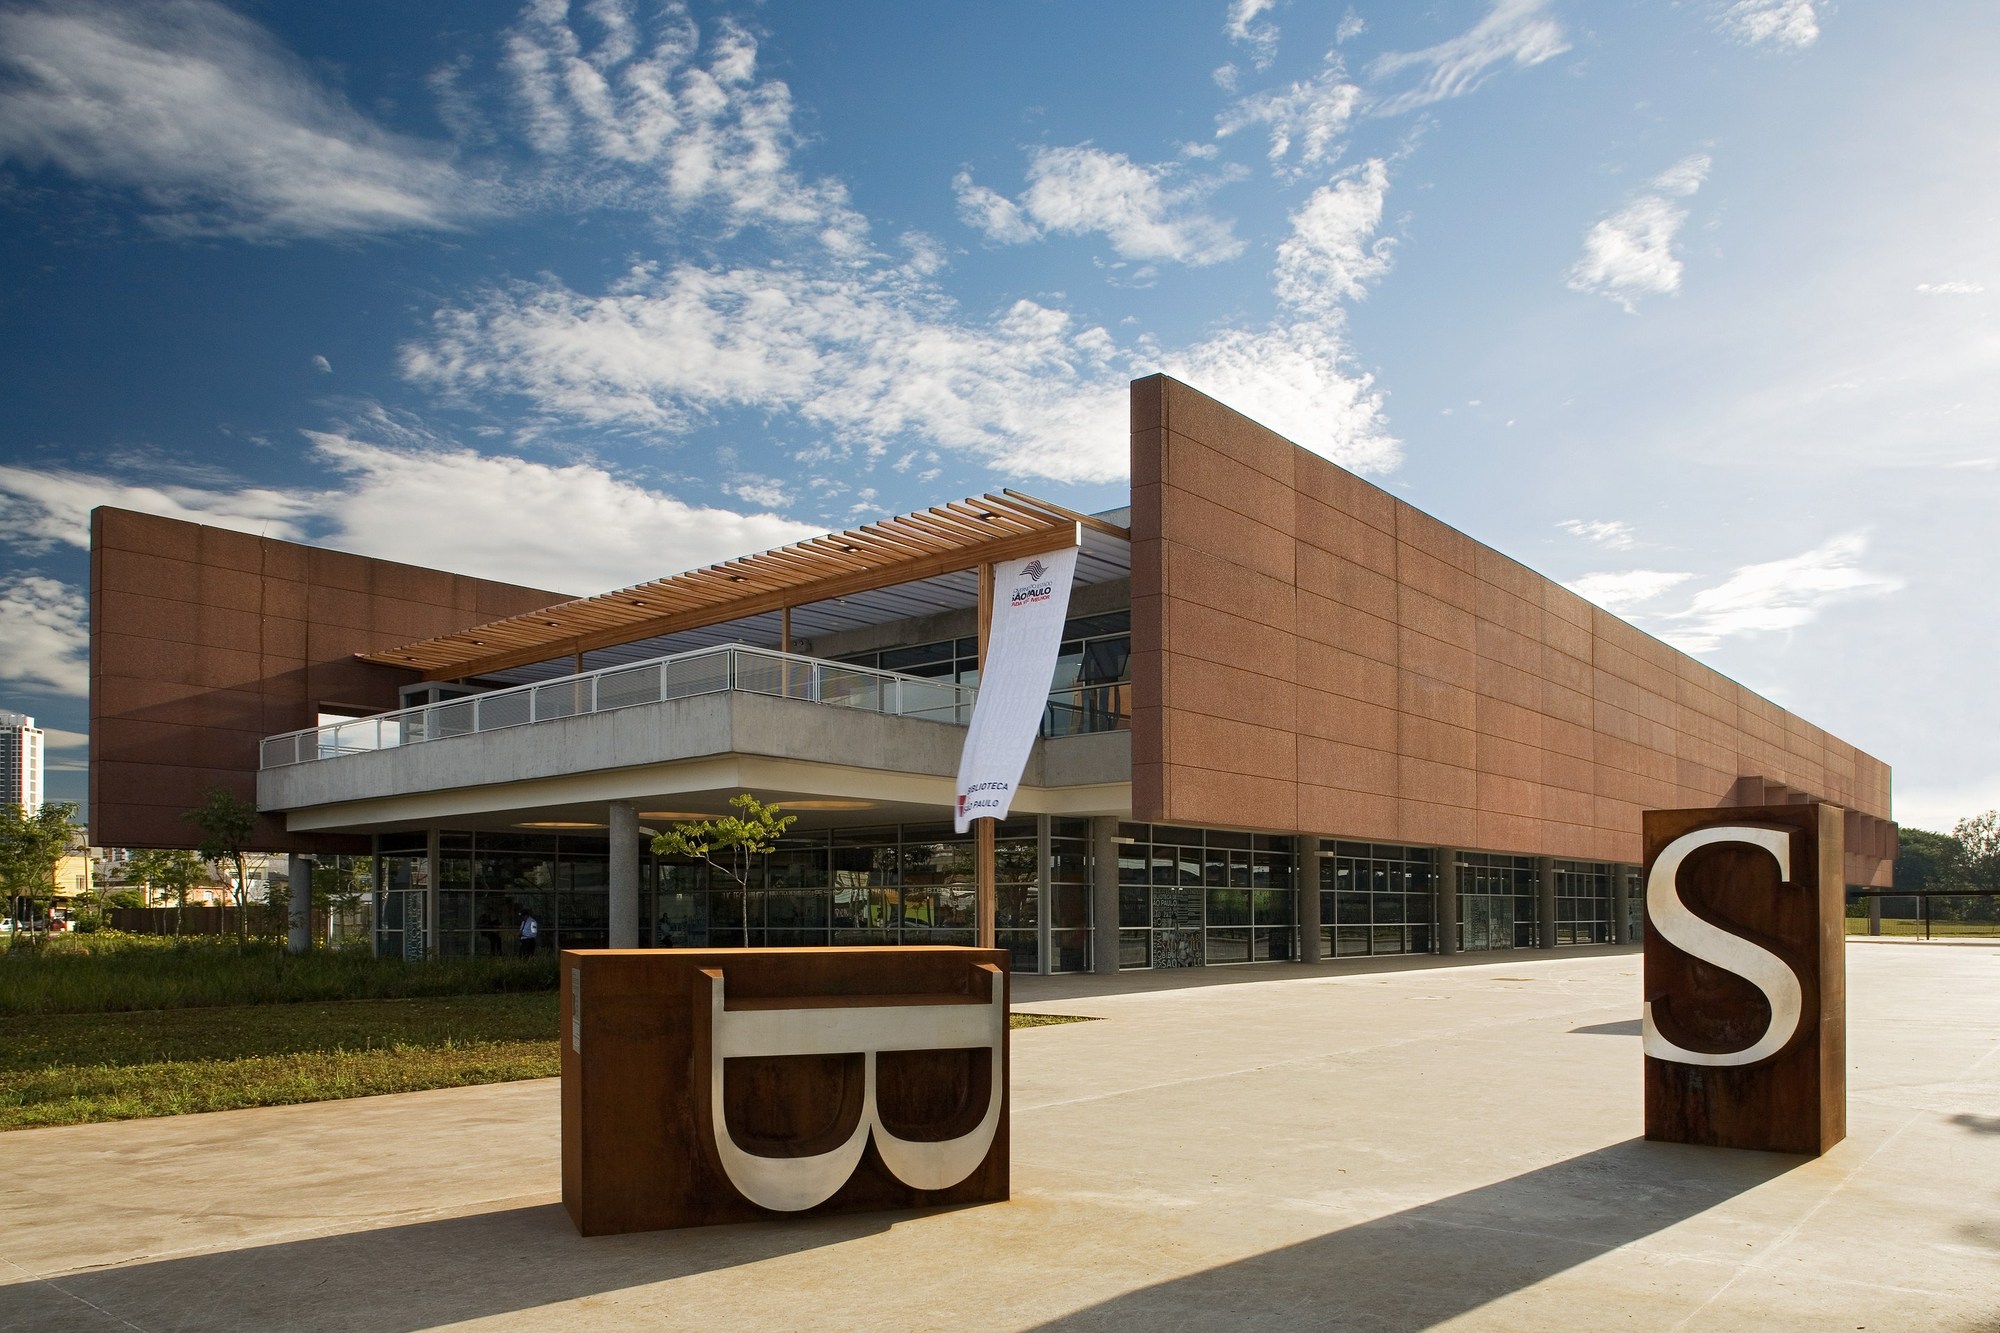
[1130,376,1895,885]
[88,508,568,852]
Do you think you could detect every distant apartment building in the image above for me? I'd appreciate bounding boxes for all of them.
[0,711,43,816]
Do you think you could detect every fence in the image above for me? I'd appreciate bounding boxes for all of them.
[106,906,330,937]
[260,645,979,769]
[1846,890,2000,939]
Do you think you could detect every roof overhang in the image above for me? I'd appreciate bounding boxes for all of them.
[361,490,1128,681]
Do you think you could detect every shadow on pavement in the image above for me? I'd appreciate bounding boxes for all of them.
[1031,1138,1798,1331]
[1015,945,1641,1004]
[1569,1018,1641,1036]
[2,1201,903,1333]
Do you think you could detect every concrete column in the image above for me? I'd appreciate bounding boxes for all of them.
[286,853,312,955]
[1537,856,1557,950]
[1868,894,1882,936]
[1297,839,1323,964]
[1090,816,1120,974]
[1612,864,1632,946]
[1434,848,1459,955]
[609,801,639,949]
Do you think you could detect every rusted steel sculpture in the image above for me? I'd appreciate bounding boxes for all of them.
[562,946,1009,1235]
[1642,803,1846,1155]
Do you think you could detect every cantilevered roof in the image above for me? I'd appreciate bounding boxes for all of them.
[361,490,1129,681]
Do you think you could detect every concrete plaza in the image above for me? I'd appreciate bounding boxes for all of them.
[2,941,1995,1331]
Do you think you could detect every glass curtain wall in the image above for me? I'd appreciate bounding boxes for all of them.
[1048,818,1092,971]
[836,609,1131,737]
[1115,824,1295,968]
[1552,860,1616,945]
[1320,842,1436,956]
[375,833,429,961]
[1456,852,1539,951]
[651,818,1059,974]
[371,819,1101,971]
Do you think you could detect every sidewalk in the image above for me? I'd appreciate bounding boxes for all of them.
[2,942,1994,1331]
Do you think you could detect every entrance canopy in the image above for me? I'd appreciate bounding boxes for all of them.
[361,491,1128,682]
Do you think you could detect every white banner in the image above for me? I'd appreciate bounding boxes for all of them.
[954,545,1079,833]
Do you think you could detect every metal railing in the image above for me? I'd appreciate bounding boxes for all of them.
[259,645,978,769]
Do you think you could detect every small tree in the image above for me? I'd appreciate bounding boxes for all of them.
[0,802,80,948]
[650,794,795,948]
[186,787,257,944]
[316,856,373,946]
[123,848,209,937]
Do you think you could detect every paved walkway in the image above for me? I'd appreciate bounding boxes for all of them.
[2,943,1996,1331]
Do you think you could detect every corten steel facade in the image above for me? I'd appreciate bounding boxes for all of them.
[88,507,566,852]
[1129,375,1895,888]
[86,377,1894,969]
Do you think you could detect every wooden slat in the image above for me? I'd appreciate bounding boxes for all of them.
[357,491,1114,678]
[387,521,1081,680]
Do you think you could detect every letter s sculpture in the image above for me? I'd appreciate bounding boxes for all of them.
[1642,825,1802,1068]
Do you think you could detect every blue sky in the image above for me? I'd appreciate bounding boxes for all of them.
[0,0,1993,831]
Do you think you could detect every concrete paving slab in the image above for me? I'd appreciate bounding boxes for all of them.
[1,943,1995,1331]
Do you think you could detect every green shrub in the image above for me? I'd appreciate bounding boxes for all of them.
[0,933,559,1016]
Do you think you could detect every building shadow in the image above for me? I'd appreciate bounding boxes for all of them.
[1031,1138,1798,1331]
[1570,1018,1641,1036]
[1,1200,902,1333]
[1015,944,1642,1004]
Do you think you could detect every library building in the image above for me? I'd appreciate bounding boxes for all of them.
[88,376,1896,974]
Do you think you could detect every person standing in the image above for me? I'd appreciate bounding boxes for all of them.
[518,910,539,957]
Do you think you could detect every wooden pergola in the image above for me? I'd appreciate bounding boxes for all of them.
[358,489,1130,951]
[361,490,1126,682]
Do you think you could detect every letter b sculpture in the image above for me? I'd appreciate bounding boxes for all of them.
[1642,804,1845,1155]
[562,947,1010,1235]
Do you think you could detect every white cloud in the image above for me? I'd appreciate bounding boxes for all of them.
[1652,533,1901,653]
[1336,11,1366,44]
[1917,281,1984,296]
[1368,0,1570,117]
[403,257,1137,482]
[1567,154,1713,311]
[302,430,822,593]
[0,574,89,699]
[1225,0,1281,70]
[1565,569,1692,613]
[954,146,1243,267]
[1718,1,1820,50]
[0,0,474,240]
[311,355,333,374]
[0,418,826,598]
[1272,159,1394,315]
[0,464,315,552]
[1557,517,1637,550]
[952,171,1040,244]
[502,0,863,242]
[40,726,89,751]
[1216,58,1363,178]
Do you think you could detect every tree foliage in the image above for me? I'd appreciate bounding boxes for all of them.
[122,849,212,937]
[0,802,81,944]
[185,787,258,944]
[649,794,795,948]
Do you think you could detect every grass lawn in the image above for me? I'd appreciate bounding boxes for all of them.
[1,991,1092,1131]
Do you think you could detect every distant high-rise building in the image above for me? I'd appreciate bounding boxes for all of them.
[0,711,44,815]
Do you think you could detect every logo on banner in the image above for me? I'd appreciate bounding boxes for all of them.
[1642,824,1806,1069]
[699,966,1006,1212]
[1021,559,1047,581]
